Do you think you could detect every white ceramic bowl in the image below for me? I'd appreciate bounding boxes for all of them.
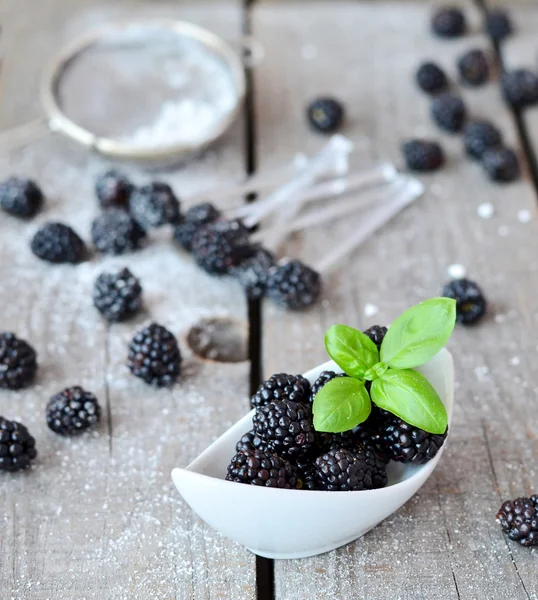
[172,349,454,559]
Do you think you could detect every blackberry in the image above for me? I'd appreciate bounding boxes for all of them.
[91,208,146,255]
[482,147,520,183]
[191,219,255,275]
[486,9,513,42]
[402,139,444,172]
[253,398,316,459]
[174,202,221,252]
[0,333,37,390]
[226,448,298,488]
[46,386,101,435]
[363,325,388,349]
[502,70,538,109]
[431,93,467,133]
[379,410,447,464]
[497,496,538,547]
[307,97,344,133]
[0,417,37,471]
[127,323,182,387]
[314,446,377,491]
[231,248,276,299]
[442,278,487,325]
[95,170,133,209]
[416,62,448,95]
[251,373,311,409]
[129,182,180,229]
[0,177,43,218]
[266,260,321,310]
[432,7,466,38]
[295,455,318,490]
[463,121,502,160]
[31,222,86,264]
[93,268,142,322]
[458,49,489,86]
[310,370,346,401]
[235,430,267,453]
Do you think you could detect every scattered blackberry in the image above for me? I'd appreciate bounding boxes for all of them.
[174,202,221,252]
[431,93,467,133]
[314,446,376,491]
[307,97,344,133]
[191,219,255,275]
[266,260,321,310]
[95,170,133,209]
[0,417,37,471]
[251,373,311,409]
[46,386,101,436]
[486,9,513,42]
[458,49,489,86]
[231,248,276,299]
[31,222,86,264]
[225,448,298,488]
[482,147,520,183]
[363,325,387,349]
[431,7,466,38]
[0,333,37,390]
[402,139,444,172]
[0,177,43,218]
[235,430,267,453]
[442,278,487,325]
[253,398,316,459]
[91,208,146,255]
[93,268,142,322]
[127,323,182,387]
[310,370,347,401]
[416,62,448,95]
[497,496,538,547]
[129,182,181,229]
[502,70,538,109]
[463,121,502,160]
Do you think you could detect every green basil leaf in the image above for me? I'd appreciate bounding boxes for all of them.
[324,324,379,379]
[371,368,448,434]
[380,298,456,369]
[313,377,371,433]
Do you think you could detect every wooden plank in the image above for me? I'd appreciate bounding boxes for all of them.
[0,2,257,598]
[253,1,538,598]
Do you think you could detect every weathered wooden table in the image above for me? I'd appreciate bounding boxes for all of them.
[1,1,538,598]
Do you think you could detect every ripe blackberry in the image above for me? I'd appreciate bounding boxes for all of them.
[0,417,37,471]
[431,93,467,133]
[307,97,344,133]
[295,455,318,490]
[127,323,182,387]
[458,49,489,86]
[251,373,311,409]
[402,139,444,172]
[363,325,387,349]
[226,448,298,488]
[497,496,538,547]
[482,147,520,183]
[191,219,255,275]
[442,278,487,325]
[46,386,101,435]
[253,398,315,459]
[431,7,466,38]
[0,177,43,218]
[93,268,142,323]
[231,248,276,299]
[310,370,347,401]
[31,222,86,264]
[314,446,377,491]
[129,182,181,229]
[416,62,448,95]
[95,170,133,209]
[502,70,538,109]
[174,202,221,252]
[91,208,146,255]
[463,121,502,160]
[379,410,447,464]
[266,260,321,310]
[486,9,513,42]
[0,333,37,390]
[235,430,267,453]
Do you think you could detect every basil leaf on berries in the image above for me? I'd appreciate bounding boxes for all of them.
[324,324,379,379]
[371,369,448,434]
[312,377,371,433]
[380,298,456,369]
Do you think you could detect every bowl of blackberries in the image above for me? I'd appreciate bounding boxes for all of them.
[172,299,456,558]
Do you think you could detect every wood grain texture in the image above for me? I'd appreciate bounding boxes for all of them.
[252,1,538,598]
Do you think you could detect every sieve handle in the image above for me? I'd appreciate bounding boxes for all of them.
[228,35,265,69]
